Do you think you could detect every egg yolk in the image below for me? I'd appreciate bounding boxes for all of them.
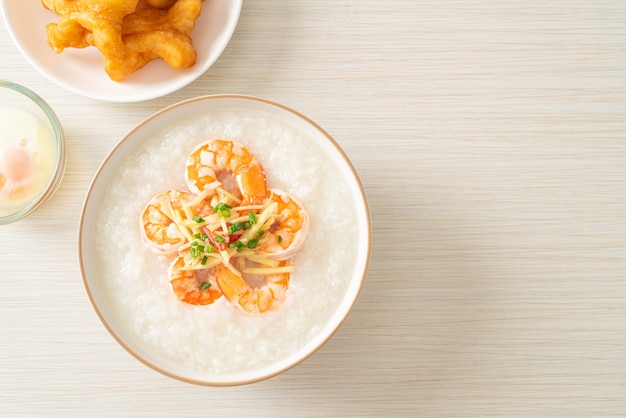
[0,107,59,217]
[1,144,32,184]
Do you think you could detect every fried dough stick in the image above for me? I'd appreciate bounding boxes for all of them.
[104,30,197,81]
[42,0,139,60]
[145,0,177,9]
[103,0,202,81]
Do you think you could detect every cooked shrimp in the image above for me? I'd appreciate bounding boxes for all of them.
[141,139,311,313]
[185,139,267,205]
[256,189,309,260]
[215,258,293,314]
[168,254,223,305]
[140,189,211,254]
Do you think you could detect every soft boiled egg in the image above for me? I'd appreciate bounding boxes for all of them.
[0,107,57,215]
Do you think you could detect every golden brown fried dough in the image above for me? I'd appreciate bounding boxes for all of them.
[123,0,202,36]
[103,0,202,80]
[103,30,197,81]
[42,0,203,81]
[145,0,177,9]
[42,0,139,60]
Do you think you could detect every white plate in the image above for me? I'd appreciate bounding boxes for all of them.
[0,0,241,102]
[78,95,371,385]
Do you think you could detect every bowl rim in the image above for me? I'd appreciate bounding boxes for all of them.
[78,94,371,386]
[0,80,66,225]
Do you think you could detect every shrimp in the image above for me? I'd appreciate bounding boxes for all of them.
[185,139,267,205]
[140,189,211,254]
[257,189,309,261]
[168,254,223,305]
[215,258,293,314]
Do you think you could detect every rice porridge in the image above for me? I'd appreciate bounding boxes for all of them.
[95,108,360,374]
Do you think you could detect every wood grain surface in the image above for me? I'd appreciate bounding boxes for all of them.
[1,1,625,416]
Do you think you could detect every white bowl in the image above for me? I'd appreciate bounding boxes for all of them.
[78,95,371,385]
[0,0,242,102]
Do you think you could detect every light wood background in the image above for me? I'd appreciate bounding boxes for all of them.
[2,1,626,416]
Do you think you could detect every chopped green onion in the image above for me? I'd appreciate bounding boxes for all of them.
[228,222,244,234]
[244,221,251,229]
[248,212,258,225]
[197,245,205,252]
[201,256,208,266]
[192,216,204,223]
[206,245,215,253]
[190,241,198,247]
[214,235,225,243]
[213,203,232,218]
[200,282,211,291]
[247,239,258,249]
[213,202,232,212]
[257,230,265,238]
[278,235,283,243]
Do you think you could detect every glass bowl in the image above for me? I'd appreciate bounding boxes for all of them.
[0,81,66,225]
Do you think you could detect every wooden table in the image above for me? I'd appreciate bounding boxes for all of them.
[2,1,626,416]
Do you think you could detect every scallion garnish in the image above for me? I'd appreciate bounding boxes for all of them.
[213,202,232,218]
[228,240,243,249]
[228,222,243,234]
[213,202,232,212]
[200,282,211,291]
